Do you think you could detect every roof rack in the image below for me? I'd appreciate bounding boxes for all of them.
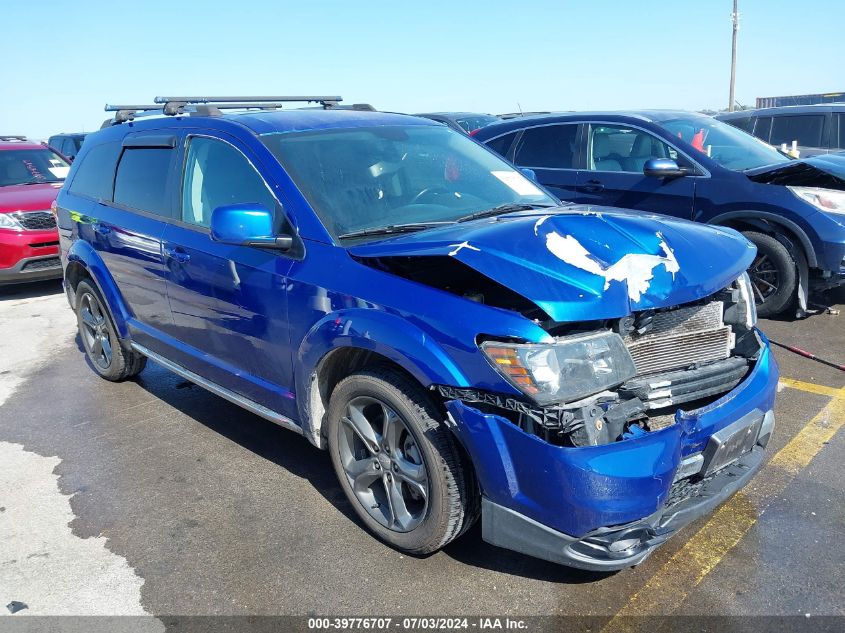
[0,135,29,142]
[102,95,344,127]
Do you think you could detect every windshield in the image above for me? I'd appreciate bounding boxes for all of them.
[0,148,70,186]
[263,125,556,241]
[659,116,790,171]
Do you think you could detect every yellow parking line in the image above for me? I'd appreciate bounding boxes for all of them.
[779,377,845,399]
[600,387,845,632]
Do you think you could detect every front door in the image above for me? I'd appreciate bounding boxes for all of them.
[576,123,697,220]
[161,133,297,418]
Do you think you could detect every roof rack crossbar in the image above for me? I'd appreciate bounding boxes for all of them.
[0,135,29,141]
[153,96,342,106]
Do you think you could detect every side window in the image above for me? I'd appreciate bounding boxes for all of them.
[513,125,578,169]
[753,117,773,142]
[181,137,277,228]
[770,115,825,147]
[113,147,176,215]
[68,141,122,201]
[485,132,518,159]
[588,125,681,173]
[62,139,76,157]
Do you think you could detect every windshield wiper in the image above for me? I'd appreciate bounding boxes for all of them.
[339,222,454,240]
[456,202,555,223]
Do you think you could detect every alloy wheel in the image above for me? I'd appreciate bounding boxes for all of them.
[749,253,779,304]
[79,292,113,370]
[336,396,429,532]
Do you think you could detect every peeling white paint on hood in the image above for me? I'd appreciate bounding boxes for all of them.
[448,241,481,256]
[545,231,680,301]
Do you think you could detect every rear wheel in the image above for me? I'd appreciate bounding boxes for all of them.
[75,280,146,381]
[742,231,797,317]
[327,367,478,555]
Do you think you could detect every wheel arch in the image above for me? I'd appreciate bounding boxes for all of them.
[294,310,470,449]
[709,211,817,268]
[65,240,131,338]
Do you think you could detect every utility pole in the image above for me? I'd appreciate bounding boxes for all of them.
[728,0,739,111]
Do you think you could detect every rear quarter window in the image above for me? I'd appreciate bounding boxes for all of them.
[68,141,122,201]
[113,147,176,215]
[769,115,825,148]
[485,131,518,159]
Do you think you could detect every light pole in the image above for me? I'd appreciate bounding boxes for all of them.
[729,0,739,111]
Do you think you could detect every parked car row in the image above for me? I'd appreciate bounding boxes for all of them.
[42,96,780,572]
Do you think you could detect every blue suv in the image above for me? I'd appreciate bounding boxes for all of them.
[57,97,778,571]
[474,111,845,317]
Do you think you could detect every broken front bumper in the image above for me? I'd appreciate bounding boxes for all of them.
[446,333,778,571]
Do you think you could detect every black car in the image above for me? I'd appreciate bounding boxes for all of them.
[717,105,845,158]
[48,133,87,161]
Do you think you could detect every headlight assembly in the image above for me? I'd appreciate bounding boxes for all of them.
[0,213,23,230]
[787,186,845,215]
[481,331,637,406]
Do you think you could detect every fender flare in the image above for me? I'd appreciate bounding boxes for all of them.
[708,211,818,268]
[65,240,132,338]
[294,309,470,447]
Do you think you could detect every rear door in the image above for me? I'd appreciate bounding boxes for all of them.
[161,132,298,417]
[509,123,582,202]
[575,123,698,220]
[91,133,177,352]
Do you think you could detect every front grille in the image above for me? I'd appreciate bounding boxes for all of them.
[21,257,61,271]
[13,211,56,230]
[624,301,733,376]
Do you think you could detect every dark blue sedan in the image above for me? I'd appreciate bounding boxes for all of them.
[474,111,845,316]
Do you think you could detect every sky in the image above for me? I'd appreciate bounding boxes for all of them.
[2,0,843,139]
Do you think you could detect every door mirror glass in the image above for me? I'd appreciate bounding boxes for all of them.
[210,204,292,250]
[643,158,686,178]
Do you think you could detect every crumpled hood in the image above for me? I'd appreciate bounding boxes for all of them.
[349,206,756,322]
[746,154,845,189]
[0,182,63,212]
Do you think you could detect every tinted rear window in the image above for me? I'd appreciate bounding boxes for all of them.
[514,124,578,169]
[113,148,175,215]
[770,115,825,147]
[68,141,121,201]
[727,116,754,133]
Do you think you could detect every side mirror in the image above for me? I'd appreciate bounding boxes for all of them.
[210,204,293,250]
[643,158,686,179]
[520,168,538,182]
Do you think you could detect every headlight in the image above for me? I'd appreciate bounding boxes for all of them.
[736,271,758,328]
[0,213,23,230]
[481,331,637,405]
[787,186,845,215]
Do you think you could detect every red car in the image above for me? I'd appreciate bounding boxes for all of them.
[0,136,69,285]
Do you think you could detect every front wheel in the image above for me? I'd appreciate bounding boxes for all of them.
[326,367,478,555]
[742,231,797,318]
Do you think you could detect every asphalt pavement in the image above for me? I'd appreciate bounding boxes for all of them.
[0,280,843,632]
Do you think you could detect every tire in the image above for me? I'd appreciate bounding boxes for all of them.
[742,231,797,318]
[75,280,146,381]
[327,366,479,555]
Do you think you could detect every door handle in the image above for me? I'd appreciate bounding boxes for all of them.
[163,246,191,264]
[93,223,111,235]
[578,180,605,193]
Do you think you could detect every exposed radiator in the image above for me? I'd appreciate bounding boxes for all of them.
[624,301,734,376]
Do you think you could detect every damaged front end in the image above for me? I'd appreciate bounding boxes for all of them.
[438,274,778,571]
[442,273,762,449]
